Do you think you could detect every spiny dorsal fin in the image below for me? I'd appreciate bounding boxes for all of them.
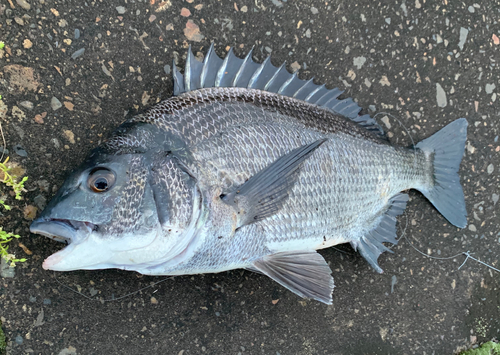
[173,44,386,137]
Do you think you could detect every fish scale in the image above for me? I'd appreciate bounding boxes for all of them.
[189,117,420,247]
[30,46,468,304]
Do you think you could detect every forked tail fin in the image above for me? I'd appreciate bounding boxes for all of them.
[415,118,468,228]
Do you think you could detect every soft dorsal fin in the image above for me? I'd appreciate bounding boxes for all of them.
[350,193,409,273]
[173,44,385,137]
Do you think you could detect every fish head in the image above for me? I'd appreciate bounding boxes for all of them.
[30,147,201,273]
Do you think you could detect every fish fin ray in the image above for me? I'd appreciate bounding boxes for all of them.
[222,139,327,226]
[174,46,386,138]
[415,118,468,228]
[184,46,204,92]
[172,61,185,96]
[216,47,244,87]
[200,43,224,89]
[252,251,334,304]
[233,48,260,87]
[351,193,409,273]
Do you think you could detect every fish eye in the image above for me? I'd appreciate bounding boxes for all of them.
[88,168,116,193]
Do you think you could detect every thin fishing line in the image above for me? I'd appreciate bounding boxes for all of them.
[53,272,174,302]
[374,112,418,168]
[399,214,499,273]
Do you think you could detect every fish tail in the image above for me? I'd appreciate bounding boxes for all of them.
[415,118,468,228]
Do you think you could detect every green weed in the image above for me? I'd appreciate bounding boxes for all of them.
[460,341,500,355]
[0,157,28,267]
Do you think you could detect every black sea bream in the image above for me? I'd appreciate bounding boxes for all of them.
[30,45,468,304]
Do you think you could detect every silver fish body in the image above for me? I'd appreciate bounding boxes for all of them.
[30,46,468,304]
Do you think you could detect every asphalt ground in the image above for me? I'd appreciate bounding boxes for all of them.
[0,0,499,354]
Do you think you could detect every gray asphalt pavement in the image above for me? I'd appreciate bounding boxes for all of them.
[1,0,499,354]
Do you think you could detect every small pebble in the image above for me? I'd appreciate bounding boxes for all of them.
[391,275,397,293]
[51,97,62,110]
[436,83,447,107]
[23,39,33,49]
[385,18,391,24]
[163,64,171,75]
[310,7,318,14]
[487,164,494,174]
[381,115,391,129]
[116,6,126,14]
[34,194,47,210]
[19,101,34,110]
[215,312,221,316]
[458,27,468,50]
[15,335,23,345]
[16,0,31,10]
[29,296,36,302]
[43,298,52,305]
[74,28,80,39]
[51,138,60,149]
[467,5,475,13]
[71,48,85,59]
[14,17,25,26]
[485,83,496,94]
[353,56,366,69]
[13,144,27,157]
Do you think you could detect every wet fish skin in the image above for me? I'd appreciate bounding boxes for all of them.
[30,46,467,304]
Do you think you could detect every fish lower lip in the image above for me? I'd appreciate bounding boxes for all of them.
[30,218,95,243]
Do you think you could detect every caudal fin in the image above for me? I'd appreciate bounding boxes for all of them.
[415,118,468,228]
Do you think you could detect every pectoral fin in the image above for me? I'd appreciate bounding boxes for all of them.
[251,251,334,305]
[222,139,326,227]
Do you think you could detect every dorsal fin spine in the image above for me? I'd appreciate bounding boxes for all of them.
[172,62,184,96]
[200,43,215,88]
[304,83,324,102]
[264,62,287,91]
[233,48,254,87]
[172,45,386,138]
[215,47,233,87]
[293,77,315,98]
[278,72,297,95]
[248,56,270,88]
[184,45,193,92]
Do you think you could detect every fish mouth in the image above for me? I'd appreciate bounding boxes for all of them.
[30,218,96,243]
[30,218,99,271]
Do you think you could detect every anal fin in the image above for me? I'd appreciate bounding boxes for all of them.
[351,193,409,273]
[251,251,334,305]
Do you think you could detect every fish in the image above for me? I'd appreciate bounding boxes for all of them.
[30,45,468,304]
